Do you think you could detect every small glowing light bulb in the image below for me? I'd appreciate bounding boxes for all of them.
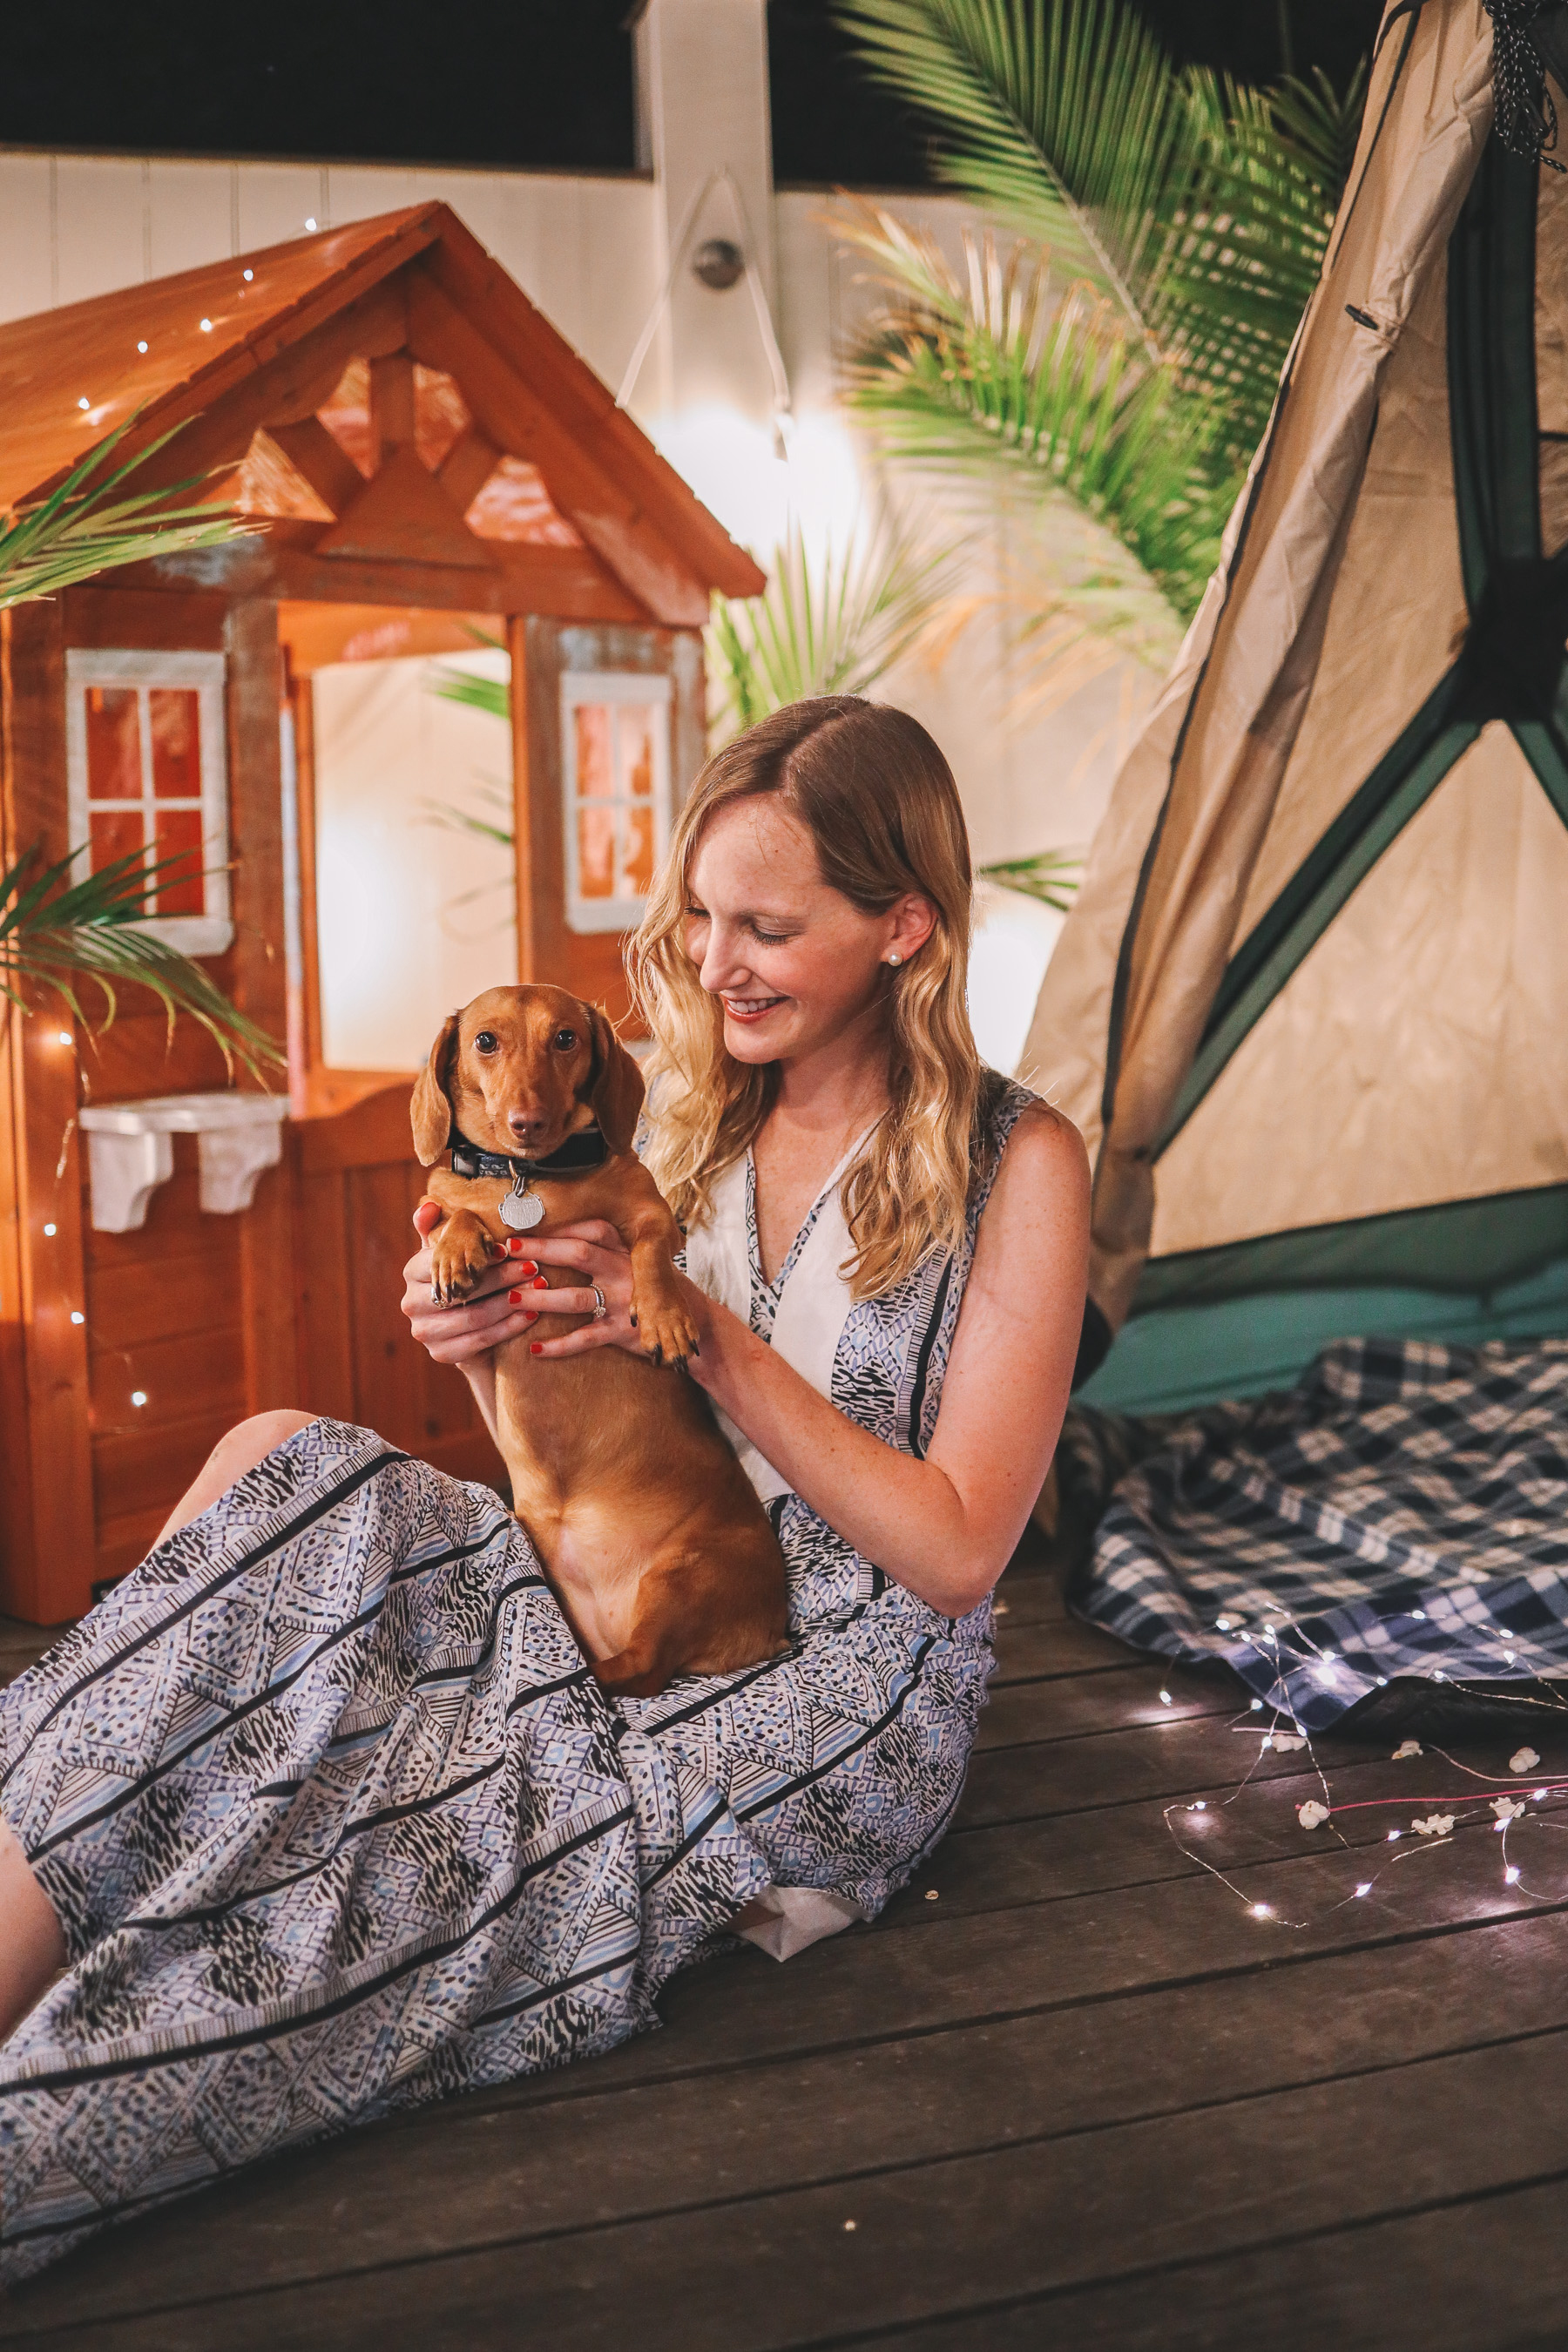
[1251,1902,1271,1918]
[1354,1882,1372,1898]
[1504,1651,1517,1664]
[1321,1649,1336,1662]
[1215,1617,1232,1631]
[1388,1829,1402,1842]
[77,395,90,410]
[243,267,253,280]
[199,317,213,332]
[57,1029,72,1045]
[1411,1609,1427,1620]
[1505,1866,1522,1885]
[1375,1675,1388,1686]
[1159,1689,1173,1706]
[305,216,318,231]
[1249,1699,1263,1712]
[43,1221,56,1236]
[1191,1800,1207,1811]
[137,340,148,353]
[1535,1788,1550,1801]
[70,1310,84,1326]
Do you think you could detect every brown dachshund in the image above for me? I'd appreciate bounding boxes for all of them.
[412,983,788,1697]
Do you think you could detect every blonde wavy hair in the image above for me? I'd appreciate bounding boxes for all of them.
[627,695,991,1301]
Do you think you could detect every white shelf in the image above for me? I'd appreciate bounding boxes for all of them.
[78,1092,287,1233]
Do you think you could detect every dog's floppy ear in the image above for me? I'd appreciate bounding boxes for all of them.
[584,1004,645,1155]
[411,1012,461,1166]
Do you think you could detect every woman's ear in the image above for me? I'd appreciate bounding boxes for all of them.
[410,1013,460,1166]
[889,892,939,963]
[585,1005,645,1154]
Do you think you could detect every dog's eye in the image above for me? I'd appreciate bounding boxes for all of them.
[474,1030,499,1053]
[552,1028,578,1051]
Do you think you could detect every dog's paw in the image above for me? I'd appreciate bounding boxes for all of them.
[637,1290,702,1369]
[429,1222,496,1307]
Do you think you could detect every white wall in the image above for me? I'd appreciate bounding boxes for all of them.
[0,146,1164,1065]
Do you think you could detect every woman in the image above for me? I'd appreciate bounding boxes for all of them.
[0,697,1086,2282]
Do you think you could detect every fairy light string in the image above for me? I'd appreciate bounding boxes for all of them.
[1161,1601,1568,1930]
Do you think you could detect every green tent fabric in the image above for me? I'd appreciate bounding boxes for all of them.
[1023,0,1568,1416]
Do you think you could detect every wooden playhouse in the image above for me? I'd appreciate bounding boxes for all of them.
[0,204,762,1625]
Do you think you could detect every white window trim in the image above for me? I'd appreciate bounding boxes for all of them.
[64,647,233,956]
[560,669,672,936]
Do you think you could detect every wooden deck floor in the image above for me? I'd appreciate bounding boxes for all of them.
[6,1539,1568,2349]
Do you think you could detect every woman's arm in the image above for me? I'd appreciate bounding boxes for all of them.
[520,1108,1089,1617]
[685,1107,1088,1614]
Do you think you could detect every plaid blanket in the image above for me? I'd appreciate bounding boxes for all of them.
[1064,1336,1568,1732]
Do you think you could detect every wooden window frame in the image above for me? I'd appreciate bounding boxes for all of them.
[559,668,672,936]
[64,646,233,956]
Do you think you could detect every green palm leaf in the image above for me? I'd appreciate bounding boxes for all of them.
[2,841,282,1080]
[838,0,1189,348]
[841,209,1224,620]
[836,0,1360,454]
[707,511,959,740]
[0,416,255,608]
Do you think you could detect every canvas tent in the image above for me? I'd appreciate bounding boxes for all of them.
[1021,0,1568,1416]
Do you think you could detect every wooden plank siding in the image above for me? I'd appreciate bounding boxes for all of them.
[4,1534,1567,2348]
[291,1081,504,1486]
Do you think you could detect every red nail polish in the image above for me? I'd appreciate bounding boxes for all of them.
[530,1340,543,1355]
[524,1312,538,1324]
[507,1238,525,1255]
[517,1261,537,1275]
[532,1277,548,1291]
[508,1289,524,1306]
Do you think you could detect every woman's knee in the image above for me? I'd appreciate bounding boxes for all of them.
[211,1410,316,1481]
[155,1409,317,1546]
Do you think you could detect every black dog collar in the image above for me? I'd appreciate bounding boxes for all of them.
[448,1126,609,1181]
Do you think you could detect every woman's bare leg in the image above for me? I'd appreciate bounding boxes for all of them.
[154,1409,318,1544]
[0,1815,65,2041]
[0,1412,319,2039]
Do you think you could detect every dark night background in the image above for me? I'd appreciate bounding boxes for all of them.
[0,1,1382,182]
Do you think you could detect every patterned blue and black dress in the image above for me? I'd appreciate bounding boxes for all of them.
[0,1078,1032,2284]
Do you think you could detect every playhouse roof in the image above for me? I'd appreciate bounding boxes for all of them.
[0,203,765,624]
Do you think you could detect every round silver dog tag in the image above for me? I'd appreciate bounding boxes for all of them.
[500,1185,544,1232]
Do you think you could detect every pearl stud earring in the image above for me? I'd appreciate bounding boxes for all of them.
[887,951,902,966]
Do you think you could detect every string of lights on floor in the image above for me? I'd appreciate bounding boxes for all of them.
[1152,1607,1568,1932]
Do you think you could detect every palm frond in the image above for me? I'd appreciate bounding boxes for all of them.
[2,843,282,1081]
[841,210,1225,619]
[428,668,511,724]
[977,846,1084,908]
[836,0,1190,349]
[415,780,516,850]
[707,510,960,740]
[0,416,254,607]
[835,0,1362,450]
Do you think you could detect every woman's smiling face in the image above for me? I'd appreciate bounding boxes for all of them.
[683,794,928,1067]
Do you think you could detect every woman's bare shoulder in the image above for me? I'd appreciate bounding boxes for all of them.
[996,1097,1090,1194]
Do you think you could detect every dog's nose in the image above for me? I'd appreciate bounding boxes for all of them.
[508,1108,550,1144]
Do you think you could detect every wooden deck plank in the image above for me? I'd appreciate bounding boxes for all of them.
[16,2017,1568,2351]
[871,2175,1568,2351]
[5,1543,1563,2349]
[6,1801,1558,2342]
[6,1898,1562,2338]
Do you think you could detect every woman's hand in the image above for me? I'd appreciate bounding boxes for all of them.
[402,1200,546,1368]
[522,1223,672,1362]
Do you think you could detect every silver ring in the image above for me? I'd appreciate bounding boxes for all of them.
[591,1284,607,1321]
